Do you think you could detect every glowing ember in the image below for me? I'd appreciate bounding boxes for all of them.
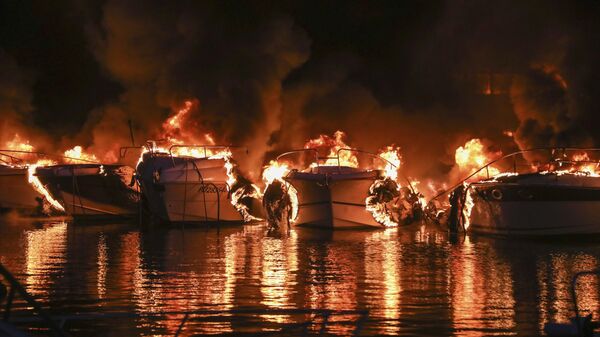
[64,146,99,163]
[304,130,358,167]
[455,138,501,179]
[27,159,65,212]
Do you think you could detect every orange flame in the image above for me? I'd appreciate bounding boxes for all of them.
[551,152,600,177]
[377,146,401,181]
[455,138,501,179]
[462,183,474,231]
[64,146,99,163]
[261,160,299,222]
[143,99,258,221]
[27,159,65,212]
[1,136,64,212]
[4,133,34,152]
[304,130,358,167]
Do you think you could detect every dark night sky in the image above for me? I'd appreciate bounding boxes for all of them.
[1,0,599,178]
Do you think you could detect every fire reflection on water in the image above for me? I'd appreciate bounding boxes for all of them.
[8,221,600,336]
[97,234,107,300]
[305,238,359,335]
[537,253,599,329]
[450,236,516,336]
[260,229,298,324]
[24,222,67,297]
[364,228,401,335]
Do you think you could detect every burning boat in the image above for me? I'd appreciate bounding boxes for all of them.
[0,164,44,213]
[35,163,140,220]
[445,148,600,236]
[136,143,260,224]
[0,151,65,215]
[262,146,421,229]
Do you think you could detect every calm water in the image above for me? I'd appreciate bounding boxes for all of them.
[1,218,600,336]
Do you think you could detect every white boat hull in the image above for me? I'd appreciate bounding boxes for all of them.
[162,182,242,222]
[36,164,139,220]
[59,191,137,219]
[469,200,600,235]
[137,155,244,224]
[0,167,42,211]
[287,169,384,229]
[466,173,600,235]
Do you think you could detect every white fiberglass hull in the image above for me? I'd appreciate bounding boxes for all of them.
[466,173,600,236]
[162,182,242,222]
[59,191,137,219]
[287,169,384,229]
[0,166,42,211]
[469,200,600,235]
[138,154,244,224]
[36,164,139,220]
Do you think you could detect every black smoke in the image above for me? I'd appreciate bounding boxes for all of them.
[1,0,599,183]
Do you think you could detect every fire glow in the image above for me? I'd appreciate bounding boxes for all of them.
[1,135,65,213]
[261,160,299,223]
[262,132,407,228]
[455,138,501,179]
[64,146,99,163]
[304,130,358,168]
[27,160,65,213]
[145,100,260,222]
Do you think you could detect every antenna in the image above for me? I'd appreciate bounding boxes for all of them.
[128,119,136,146]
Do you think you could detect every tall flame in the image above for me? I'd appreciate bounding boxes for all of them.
[462,184,474,231]
[141,99,259,222]
[27,159,65,212]
[455,138,501,179]
[378,146,401,181]
[365,146,403,227]
[261,160,299,222]
[304,130,358,167]
[2,135,64,213]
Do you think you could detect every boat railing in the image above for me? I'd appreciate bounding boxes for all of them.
[118,146,143,159]
[276,149,320,168]
[276,148,415,191]
[0,149,100,165]
[168,144,242,158]
[276,148,398,171]
[0,151,25,166]
[429,147,600,202]
[167,145,247,169]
